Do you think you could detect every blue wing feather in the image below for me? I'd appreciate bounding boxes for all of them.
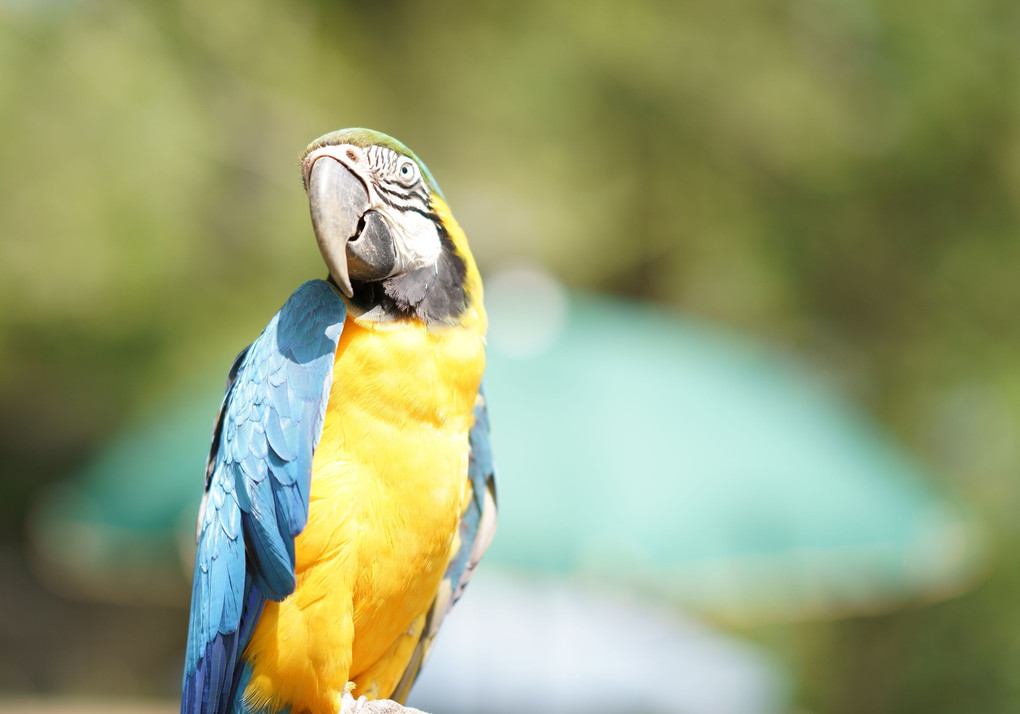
[182,280,345,714]
[448,383,497,604]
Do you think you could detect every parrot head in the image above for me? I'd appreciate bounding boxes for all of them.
[301,128,481,327]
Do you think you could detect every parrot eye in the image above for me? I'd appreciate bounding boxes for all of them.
[396,159,419,186]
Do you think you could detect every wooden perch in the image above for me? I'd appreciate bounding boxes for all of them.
[341,691,429,714]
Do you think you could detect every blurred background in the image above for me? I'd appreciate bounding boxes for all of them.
[1,0,1019,712]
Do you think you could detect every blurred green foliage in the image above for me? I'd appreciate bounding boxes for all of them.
[1,0,1019,711]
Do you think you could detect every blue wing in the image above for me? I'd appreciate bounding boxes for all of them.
[181,280,346,714]
[391,385,498,703]
[449,385,498,605]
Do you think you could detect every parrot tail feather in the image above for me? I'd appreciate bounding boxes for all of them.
[183,576,268,714]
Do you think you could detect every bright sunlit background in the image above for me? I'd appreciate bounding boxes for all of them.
[2,1,1019,713]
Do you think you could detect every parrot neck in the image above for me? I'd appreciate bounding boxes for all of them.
[345,237,466,325]
[342,195,485,331]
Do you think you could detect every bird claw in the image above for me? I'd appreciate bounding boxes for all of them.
[339,687,367,714]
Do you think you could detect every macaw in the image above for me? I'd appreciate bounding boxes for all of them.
[181,129,497,714]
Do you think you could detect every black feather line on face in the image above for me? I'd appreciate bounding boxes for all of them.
[373,184,432,219]
[347,219,468,325]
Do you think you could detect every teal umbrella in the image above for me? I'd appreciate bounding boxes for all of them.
[30,276,983,621]
[480,271,982,621]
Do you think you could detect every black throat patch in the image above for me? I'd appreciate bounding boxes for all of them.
[345,222,468,326]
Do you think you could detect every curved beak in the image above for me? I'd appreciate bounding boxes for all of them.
[307,157,399,298]
[307,157,371,298]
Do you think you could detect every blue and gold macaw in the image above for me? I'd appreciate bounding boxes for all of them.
[181,129,496,714]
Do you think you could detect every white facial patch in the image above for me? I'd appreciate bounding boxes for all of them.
[379,208,443,274]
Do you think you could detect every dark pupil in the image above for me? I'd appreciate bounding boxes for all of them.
[402,166,410,175]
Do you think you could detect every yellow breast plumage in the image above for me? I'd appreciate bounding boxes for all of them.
[243,302,486,714]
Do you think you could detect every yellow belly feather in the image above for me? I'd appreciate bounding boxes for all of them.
[243,313,485,714]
